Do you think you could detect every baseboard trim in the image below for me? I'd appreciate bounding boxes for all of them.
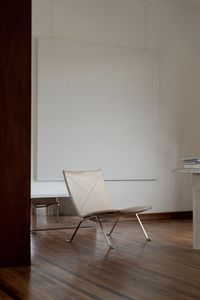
[121,211,192,221]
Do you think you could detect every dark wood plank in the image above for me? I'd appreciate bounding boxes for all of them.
[0,289,13,300]
[0,1,31,267]
[0,217,200,299]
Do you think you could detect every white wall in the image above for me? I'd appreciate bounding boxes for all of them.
[32,0,200,212]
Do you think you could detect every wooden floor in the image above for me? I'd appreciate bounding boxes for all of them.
[0,214,200,300]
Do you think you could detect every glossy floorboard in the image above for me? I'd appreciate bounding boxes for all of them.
[0,216,200,300]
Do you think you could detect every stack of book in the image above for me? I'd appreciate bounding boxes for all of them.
[181,158,200,169]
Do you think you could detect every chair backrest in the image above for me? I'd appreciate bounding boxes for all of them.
[63,169,112,217]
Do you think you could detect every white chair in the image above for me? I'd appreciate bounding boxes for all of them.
[63,169,151,249]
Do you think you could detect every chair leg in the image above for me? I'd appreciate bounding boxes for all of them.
[95,217,114,249]
[136,213,151,241]
[107,218,119,236]
[67,219,84,243]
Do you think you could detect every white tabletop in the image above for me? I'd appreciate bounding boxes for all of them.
[31,194,67,198]
[31,181,68,198]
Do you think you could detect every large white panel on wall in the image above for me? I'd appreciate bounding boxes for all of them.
[53,0,146,48]
[37,37,159,180]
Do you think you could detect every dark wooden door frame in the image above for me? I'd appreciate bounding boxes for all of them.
[0,1,31,267]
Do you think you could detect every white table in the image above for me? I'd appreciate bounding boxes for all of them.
[31,194,67,223]
[31,193,93,232]
[173,169,200,249]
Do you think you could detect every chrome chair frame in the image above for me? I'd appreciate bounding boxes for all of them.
[63,169,151,249]
[67,213,151,249]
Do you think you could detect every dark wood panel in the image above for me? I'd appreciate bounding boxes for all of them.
[0,1,31,267]
[0,219,200,299]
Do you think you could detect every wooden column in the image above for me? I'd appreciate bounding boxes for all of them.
[0,1,31,266]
